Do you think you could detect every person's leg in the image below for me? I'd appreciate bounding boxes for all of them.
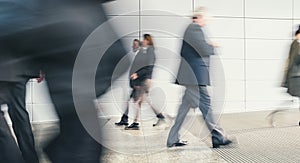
[145,97,165,126]
[0,82,25,163]
[115,90,134,126]
[198,86,231,148]
[142,80,165,126]
[44,70,102,163]
[145,94,165,119]
[125,94,142,130]
[0,110,25,163]
[167,86,192,147]
[7,80,39,163]
[198,86,224,138]
[134,100,142,123]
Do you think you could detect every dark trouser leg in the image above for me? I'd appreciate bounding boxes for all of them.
[198,86,224,140]
[7,80,39,163]
[0,82,25,163]
[167,88,191,147]
[0,111,25,163]
[44,72,102,163]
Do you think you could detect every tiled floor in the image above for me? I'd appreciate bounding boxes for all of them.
[29,108,300,163]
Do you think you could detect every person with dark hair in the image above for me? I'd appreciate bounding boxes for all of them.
[123,34,165,130]
[282,25,300,125]
[115,39,141,126]
[115,37,165,128]
[133,39,142,53]
[167,7,232,148]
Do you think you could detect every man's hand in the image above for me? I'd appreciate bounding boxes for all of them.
[209,42,220,48]
[130,73,138,80]
[36,71,45,83]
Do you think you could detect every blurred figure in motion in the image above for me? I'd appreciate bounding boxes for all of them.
[124,34,165,130]
[270,25,300,126]
[115,39,141,126]
[0,0,129,162]
[132,39,142,55]
[115,38,165,127]
[1,86,25,163]
[167,7,232,148]
[0,69,43,163]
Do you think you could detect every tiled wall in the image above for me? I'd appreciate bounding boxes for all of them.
[5,0,299,122]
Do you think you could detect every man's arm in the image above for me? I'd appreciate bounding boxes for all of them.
[184,24,214,57]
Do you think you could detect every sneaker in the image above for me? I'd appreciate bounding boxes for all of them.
[125,123,139,130]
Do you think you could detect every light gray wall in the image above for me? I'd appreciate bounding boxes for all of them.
[4,0,299,123]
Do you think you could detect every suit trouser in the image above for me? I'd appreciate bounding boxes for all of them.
[0,82,25,163]
[42,66,102,163]
[167,85,224,147]
[7,80,39,163]
[39,36,127,163]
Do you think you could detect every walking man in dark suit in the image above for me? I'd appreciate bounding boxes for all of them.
[0,74,43,163]
[0,45,42,163]
[0,0,129,162]
[0,84,25,163]
[167,7,232,148]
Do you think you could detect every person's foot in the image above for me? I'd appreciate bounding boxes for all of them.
[168,140,188,148]
[153,113,165,126]
[156,113,165,119]
[115,114,129,126]
[115,121,129,126]
[125,123,139,130]
[212,137,232,148]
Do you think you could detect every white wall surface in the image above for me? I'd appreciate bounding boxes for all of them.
[5,0,299,123]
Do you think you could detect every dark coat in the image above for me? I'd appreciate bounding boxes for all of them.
[0,0,129,162]
[0,1,41,82]
[177,23,214,86]
[129,46,155,87]
[283,40,300,97]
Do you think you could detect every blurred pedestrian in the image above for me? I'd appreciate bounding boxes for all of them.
[167,7,232,148]
[0,71,43,163]
[115,38,165,127]
[124,34,165,130]
[0,0,129,162]
[282,25,300,125]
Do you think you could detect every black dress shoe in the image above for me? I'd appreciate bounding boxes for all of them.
[153,113,166,126]
[115,114,129,126]
[125,123,139,130]
[169,140,188,147]
[212,137,232,148]
[156,113,165,119]
[115,121,129,126]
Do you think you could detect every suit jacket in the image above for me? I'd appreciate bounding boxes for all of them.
[0,0,115,82]
[0,0,129,162]
[177,23,214,86]
[0,0,127,94]
[129,46,155,87]
[0,1,40,82]
[282,39,300,96]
